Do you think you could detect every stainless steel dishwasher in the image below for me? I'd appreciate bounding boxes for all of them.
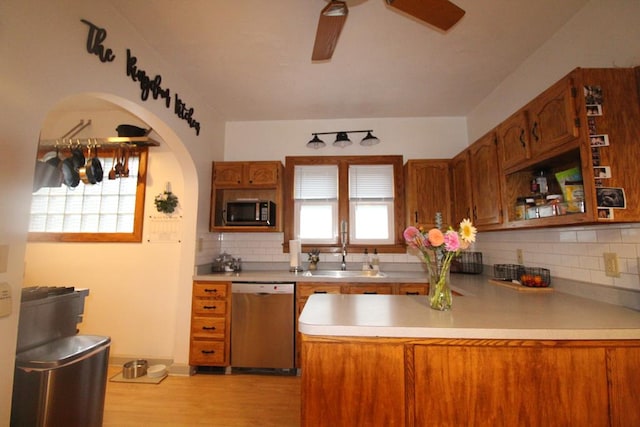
[231,282,295,372]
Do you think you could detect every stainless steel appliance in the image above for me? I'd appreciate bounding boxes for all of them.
[224,200,276,226]
[231,282,295,371]
[11,286,110,427]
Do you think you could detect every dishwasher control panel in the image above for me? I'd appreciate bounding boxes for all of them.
[231,282,294,294]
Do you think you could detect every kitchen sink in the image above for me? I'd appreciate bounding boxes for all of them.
[302,270,387,278]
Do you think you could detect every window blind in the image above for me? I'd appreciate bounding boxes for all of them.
[294,165,338,200]
[349,165,394,200]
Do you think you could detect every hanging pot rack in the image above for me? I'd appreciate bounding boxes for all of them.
[38,119,160,149]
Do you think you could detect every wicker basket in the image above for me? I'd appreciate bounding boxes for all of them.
[451,252,483,274]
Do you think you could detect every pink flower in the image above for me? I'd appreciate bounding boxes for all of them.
[444,230,460,252]
[427,228,445,247]
[403,226,422,248]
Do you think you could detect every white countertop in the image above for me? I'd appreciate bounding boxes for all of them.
[298,274,640,340]
[193,270,429,283]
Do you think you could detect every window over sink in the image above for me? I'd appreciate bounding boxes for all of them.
[284,155,405,254]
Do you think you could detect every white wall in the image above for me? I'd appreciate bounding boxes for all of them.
[225,117,468,161]
[466,0,640,293]
[0,1,223,422]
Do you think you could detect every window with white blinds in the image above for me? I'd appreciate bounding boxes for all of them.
[348,164,395,244]
[294,165,339,243]
[28,148,147,242]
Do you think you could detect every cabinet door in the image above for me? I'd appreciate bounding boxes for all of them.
[497,109,530,171]
[450,150,473,225]
[213,163,244,186]
[528,75,579,158]
[469,133,503,226]
[405,160,451,228]
[246,162,279,185]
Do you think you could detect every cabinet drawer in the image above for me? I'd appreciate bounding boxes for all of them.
[346,285,393,295]
[398,284,429,295]
[193,299,227,315]
[193,283,228,298]
[297,284,342,298]
[190,340,226,365]
[191,316,226,339]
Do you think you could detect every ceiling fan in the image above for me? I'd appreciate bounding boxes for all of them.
[311,0,465,61]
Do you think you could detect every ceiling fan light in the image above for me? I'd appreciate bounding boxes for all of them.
[307,134,326,149]
[360,131,380,146]
[333,132,352,148]
[323,1,348,17]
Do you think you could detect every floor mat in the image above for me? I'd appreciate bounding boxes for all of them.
[109,371,167,384]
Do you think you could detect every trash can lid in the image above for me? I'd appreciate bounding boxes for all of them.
[16,335,111,370]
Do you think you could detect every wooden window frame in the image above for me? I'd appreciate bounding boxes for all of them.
[284,155,406,254]
[28,148,148,243]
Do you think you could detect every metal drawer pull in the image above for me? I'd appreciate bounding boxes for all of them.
[204,288,218,293]
[203,305,217,310]
[201,350,216,354]
[314,291,328,294]
[202,326,217,330]
[363,291,378,294]
[405,291,420,295]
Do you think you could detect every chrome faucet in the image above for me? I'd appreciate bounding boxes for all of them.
[340,221,348,271]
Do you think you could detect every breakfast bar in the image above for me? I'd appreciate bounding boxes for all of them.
[298,276,640,427]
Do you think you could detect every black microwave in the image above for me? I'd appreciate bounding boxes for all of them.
[224,200,276,226]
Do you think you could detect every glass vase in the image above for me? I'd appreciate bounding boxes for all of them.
[427,261,452,311]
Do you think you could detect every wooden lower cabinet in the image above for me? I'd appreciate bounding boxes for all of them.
[300,337,640,427]
[295,282,428,367]
[189,281,231,367]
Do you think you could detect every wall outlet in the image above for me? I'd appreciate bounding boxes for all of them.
[603,252,620,277]
[516,249,524,265]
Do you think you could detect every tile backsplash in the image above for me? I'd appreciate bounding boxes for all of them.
[197,223,640,293]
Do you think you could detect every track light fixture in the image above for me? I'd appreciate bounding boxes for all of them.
[306,130,380,149]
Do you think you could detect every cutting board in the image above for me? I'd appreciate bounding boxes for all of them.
[488,279,554,293]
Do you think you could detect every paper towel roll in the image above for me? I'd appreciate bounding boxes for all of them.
[289,240,301,268]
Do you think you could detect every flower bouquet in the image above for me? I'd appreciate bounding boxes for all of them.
[404,216,477,310]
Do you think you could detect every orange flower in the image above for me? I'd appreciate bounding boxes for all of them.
[427,228,445,247]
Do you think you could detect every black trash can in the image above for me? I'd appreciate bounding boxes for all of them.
[11,334,111,427]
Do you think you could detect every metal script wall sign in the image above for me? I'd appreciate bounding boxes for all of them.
[81,19,201,136]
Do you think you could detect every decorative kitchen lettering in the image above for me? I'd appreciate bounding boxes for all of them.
[174,94,201,135]
[126,49,171,108]
[80,19,202,136]
[81,19,115,63]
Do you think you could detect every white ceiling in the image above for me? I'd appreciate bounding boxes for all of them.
[104,0,589,123]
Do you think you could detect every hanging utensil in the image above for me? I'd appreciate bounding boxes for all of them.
[122,147,130,177]
[108,148,117,180]
[114,147,124,177]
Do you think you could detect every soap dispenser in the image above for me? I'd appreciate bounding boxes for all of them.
[362,248,371,271]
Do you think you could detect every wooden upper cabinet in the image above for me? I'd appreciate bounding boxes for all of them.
[213,161,280,187]
[527,75,580,158]
[210,161,284,232]
[404,160,451,229]
[468,132,503,227]
[450,149,473,225]
[497,109,531,172]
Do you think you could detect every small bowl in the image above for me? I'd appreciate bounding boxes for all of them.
[147,364,167,378]
[122,359,149,379]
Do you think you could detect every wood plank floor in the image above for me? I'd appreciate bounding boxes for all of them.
[103,366,301,426]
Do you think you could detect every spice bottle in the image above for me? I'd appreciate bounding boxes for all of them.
[372,249,380,272]
[515,197,527,221]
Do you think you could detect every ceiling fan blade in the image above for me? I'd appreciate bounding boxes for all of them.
[385,0,465,31]
[312,1,348,61]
